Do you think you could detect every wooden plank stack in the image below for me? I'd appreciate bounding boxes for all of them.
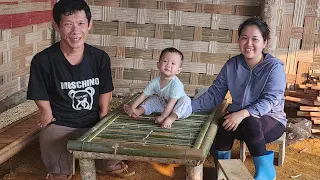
[285,75,320,135]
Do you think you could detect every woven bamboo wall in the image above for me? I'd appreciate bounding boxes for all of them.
[0,0,319,100]
[85,0,319,95]
[0,0,54,101]
[275,0,319,87]
[84,0,261,95]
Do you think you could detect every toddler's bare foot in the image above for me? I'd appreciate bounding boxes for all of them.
[123,104,130,114]
[161,113,178,128]
[132,106,145,118]
[155,116,165,124]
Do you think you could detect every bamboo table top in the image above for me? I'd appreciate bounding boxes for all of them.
[68,94,227,162]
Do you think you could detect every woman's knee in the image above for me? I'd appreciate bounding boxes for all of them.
[239,116,262,131]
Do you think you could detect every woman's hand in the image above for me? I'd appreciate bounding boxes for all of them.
[222,109,250,131]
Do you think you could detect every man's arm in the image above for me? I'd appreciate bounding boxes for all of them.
[99,91,112,119]
[34,100,54,127]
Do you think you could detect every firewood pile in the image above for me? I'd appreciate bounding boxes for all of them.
[285,75,320,135]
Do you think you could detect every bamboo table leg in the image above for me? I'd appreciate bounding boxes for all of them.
[186,163,203,180]
[79,159,96,180]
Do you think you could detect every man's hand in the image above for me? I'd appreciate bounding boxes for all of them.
[34,100,54,128]
[38,112,55,128]
[222,109,250,131]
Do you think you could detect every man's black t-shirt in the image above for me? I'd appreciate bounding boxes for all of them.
[27,42,114,128]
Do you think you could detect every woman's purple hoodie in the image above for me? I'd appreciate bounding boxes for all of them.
[191,53,287,126]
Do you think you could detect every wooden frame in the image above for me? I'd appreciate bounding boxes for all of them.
[68,95,228,180]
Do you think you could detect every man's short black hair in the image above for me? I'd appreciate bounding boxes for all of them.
[53,0,92,27]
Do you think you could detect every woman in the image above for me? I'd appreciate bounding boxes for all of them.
[192,17,286,180]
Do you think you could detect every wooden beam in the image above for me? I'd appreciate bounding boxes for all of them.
[300,106,320,111]
[218,159,254,180]
[297,111,320,117]
[261,0,280,56]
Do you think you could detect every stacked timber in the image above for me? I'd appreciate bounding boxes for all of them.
[285,77,320,135]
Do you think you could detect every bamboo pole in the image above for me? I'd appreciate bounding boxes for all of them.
[186,164,203,180]
[73,151,200,165]
[261,0,280,56]
[193,108,217,149]
[79,159,96,180]
[70,141,203,160]
[200,101,229,158]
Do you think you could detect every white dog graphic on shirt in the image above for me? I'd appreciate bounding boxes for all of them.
[68,87,95,110]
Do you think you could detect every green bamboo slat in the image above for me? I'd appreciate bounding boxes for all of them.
[115,118,205,127]
[74,141,204,160]
[102,127,200,138]
[97,134,147,141]
[199,101,229,158]
[92,137,193,147]
[105,125,201,134]
[150,131,195,140]
[76,94,139,142]
[192,106,218,149]
[107,123,201,132]
[99,129,197,140]
[91,138,191,150]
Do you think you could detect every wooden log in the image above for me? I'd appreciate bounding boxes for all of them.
[285,96,314,105]
[186,163,203,180]
[311,119,320,125]
[285,90,317,99]
[0,130,39,164]
[300,106,320,111]
[298,84,308,89]
[73,151,200,165]
[193,108,217,149]
[79,159,96,180]
[311,126,320,134]
[311,86,320,90]
[297,111,320,117]
[311,117,320,121]
[200,101,229,157]
[261,0,280,56]
[218,159,254,180]
[69,140,204,160]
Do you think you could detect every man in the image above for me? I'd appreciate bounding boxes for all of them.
[27,0,134,179]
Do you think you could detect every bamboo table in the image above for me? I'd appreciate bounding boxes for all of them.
[68,95,228,180]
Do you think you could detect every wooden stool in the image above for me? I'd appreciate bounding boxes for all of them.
[217,159,254,180]
[239,133,286,167]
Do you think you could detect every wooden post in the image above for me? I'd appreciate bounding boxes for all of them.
[186,163,203,180]
[79,159,96,180]
[261,0,280,56]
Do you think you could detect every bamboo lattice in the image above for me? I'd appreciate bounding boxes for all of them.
[68,94,228,160]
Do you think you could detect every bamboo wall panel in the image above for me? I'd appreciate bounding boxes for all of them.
[275,0,319,86]
[86,0,262,95]
[0,0,54,101]
[1,0,319,102]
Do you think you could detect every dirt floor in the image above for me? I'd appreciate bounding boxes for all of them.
[0,97,319,180]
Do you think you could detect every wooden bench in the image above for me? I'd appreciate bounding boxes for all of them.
[239,132,286,167]
[0,101,40,164]
[217,159,254,180]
